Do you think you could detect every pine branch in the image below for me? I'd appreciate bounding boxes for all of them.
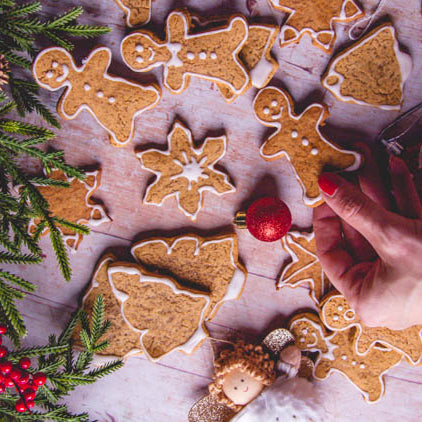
[0,269,36,291]
[2,2,41,18]
[0,119,55,138]
[0,250,41,264]
[88,360,124,378]
[30,177,70,188]
[0,281,27,337]
[8,344,68,360]
[46,7,83,29]
[52,217,90,236]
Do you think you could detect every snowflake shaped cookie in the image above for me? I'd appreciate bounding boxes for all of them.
[137,121,235,221]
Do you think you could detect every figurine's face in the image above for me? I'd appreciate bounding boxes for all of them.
[322,295,357,330]
[122,35,160,70]
[254,88,287,123]
[222,368,264,406]
[34,50,71,89]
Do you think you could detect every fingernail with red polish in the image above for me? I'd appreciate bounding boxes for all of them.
[318,173,340,196]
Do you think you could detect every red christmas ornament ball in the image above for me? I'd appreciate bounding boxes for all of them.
[245,197,292,242]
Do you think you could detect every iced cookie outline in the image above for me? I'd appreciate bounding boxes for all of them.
[131,233,247,319]
[120,9,250,95]
[107,262,210,362]
[320,292,422,366]
[268,0,364,53]
[136,121,235,221]
[33,46,161,147]
[253,86,361,207]
[27,169,110,252]
[322,24,412,110]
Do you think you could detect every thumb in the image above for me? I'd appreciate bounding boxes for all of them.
[318,173,390,254]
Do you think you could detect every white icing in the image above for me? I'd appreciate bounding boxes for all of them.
[352,360,357,366]
[301,137,309,146]
[167,42,183,67]
[171,153,208,190]
[135,56,144,63]
[338,306,343,311]
[360,364,365,369]
[291,130,298,138]
[255,86,362,206]
[278,231,326,305]
[131,235,246,320]
[96,90,104,98]
[271,100,278,107]
[46,71,53,78]
[56,64,69,83]
[52,61,58,68]
[333,315,339,321]
[108,97,115,104]
[199,51,206,60]
[135,44,144,53]
[341,355,347,360]
[33,46,161,147]
[311,148,319,155]
[322,25,412,111]
[147,47,155,62]
[107,264,210,362]
[210,52,217,59]
[186,52,195,60]
[263,107,270,115]
[113,0,151,28]
[84,83,91,91]
[121,12,250,95]
[137,122,235,221]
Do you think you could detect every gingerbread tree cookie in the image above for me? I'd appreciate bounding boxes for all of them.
[268,0,364,53]
[279,231,329,304]
[254,86,361,207]
[77,254,143,359]
[113,0,151,27]
[320,292,422,366]
[120,9,250,96]
[131,234,247,319]
[28,169,110,251]
[107,262,210,361]
[289,313,403,403]
[322,24,412,110]
[137,121,235,221]
[33,46,161,147]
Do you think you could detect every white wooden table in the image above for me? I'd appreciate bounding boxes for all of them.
[10,0,422,420]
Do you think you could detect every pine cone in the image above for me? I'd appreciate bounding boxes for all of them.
[0,54,10,87]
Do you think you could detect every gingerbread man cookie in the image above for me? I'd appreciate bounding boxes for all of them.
[33,47,161,147]
[113,0,151,27]
[120,9,250,96]
[254,86,361,207]
[268,0,364,53]
[28,169,110,252]
[279,231,329,304]
[136,121,235,221]
[108,262,210,361]
[322,24,412,110]
[289,313,403,403]
[320,292,422,366]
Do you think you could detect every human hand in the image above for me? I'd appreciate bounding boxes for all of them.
[313,144,422,330]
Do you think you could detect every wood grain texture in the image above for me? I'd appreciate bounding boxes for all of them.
[9,0,422,420]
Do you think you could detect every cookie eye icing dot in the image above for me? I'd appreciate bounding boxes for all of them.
[263,107,270,115]
[271,100,278,107]
[291,130,299,138]
[333,315,339,321]
[360,364,365,369]
[352,361,357,366]
[96,90,104,98]
[338,306,343,311]
[210,52,217,59]
[52,61,58,68]
[199,51,206,60]
[108,97,115,104]
[301,137,309,146]
[341,355,347,360]
[46,71,53,79]
[136,56,144,64]
[186,52,195,60]
[311,148,319,155]
[84,83,91,91]
[135,44,144,53]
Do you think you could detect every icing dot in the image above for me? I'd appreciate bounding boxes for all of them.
[299,338,305,343]
[135,44,144,53]
[199,52,206,60]
[333,315,339,321]
[352,361,357,366]
[341,355,347,360]
[263,107,270,115]
[302,329,308,335]
[338,306,343,311]
[360,364,365,369]
[271,100,277,107]
[210,52,217,59]
[291,130,298,138]
[84,83,91,91]
[136,56,144,64]
[108,97,115,104]
[187,52,195,60]
[311,148,319,155]
[301,137,309,146]
[52,61,58,68]
[96,90,104,98]
[46,71,53,79]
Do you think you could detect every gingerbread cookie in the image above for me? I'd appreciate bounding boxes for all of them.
[254,86,361,207]
[107,262,210,361]
[113,0,151,27]
[279,231,329,304]
[289,313,403,403]
[78,254,142,359]
[320,292,422,365]
[131,233,247,320]
[136,121,235,221]
[268,0,364,53]
[322,24,412,110]
[33,47,161,147]
[120,9,250,96]
[28,169,110,251]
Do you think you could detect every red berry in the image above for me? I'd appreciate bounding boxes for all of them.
[9,368,21,380]
[17,372,30,385]
[26,400,34,409]
[0,326,7,335]
[0,383,5,393]
[0,346,7,358]
[23,388,36,401]
[4,375,14,387]
[245,197,292,242]
[19,357,31,370]
[15,399,27,413]
[0,373,3,383]
[0,336,2,345]
[33,372,46,386]
[0,361,12,374]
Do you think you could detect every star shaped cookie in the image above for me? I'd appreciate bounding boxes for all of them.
[254,86,361,207]
[279,231,329,305]
[28,169,110,251]
[268,0,364,53]
[137,121,235,221]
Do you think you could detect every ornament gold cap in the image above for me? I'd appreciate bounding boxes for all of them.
[233,211,247,229]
